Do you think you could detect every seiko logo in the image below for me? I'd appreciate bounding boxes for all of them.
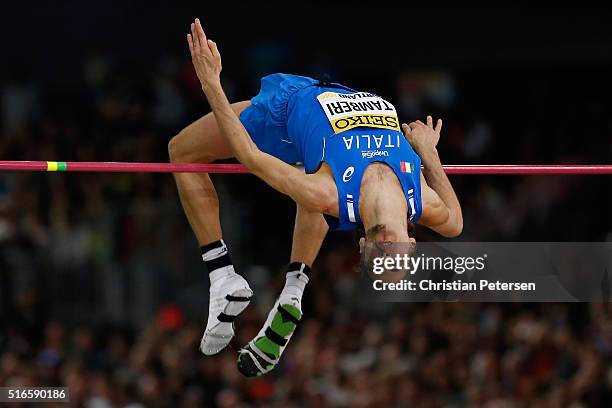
[342,166,355,182]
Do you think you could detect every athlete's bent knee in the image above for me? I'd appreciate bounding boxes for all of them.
[168,135,181,163]
[168,130,215,164]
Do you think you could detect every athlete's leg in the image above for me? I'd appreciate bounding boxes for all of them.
[237,205,328,376]
[169,101,254,356]
[168,101,251,245]
[290,204,329,265]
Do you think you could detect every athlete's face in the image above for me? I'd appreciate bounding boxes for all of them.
[359,221,416,254]
[359,236,416,280]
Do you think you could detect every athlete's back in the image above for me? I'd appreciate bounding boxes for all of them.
[287,78,422,229]
[240,73,422,230]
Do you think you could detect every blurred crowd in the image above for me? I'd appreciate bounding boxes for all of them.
[1,38,612,407]
[3,294,612,407]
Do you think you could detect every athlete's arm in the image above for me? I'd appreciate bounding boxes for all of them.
[402,117,463,237]
[186,19,334,213]
[418,176,459,236]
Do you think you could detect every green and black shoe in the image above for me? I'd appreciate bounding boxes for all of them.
[237,299,302,377]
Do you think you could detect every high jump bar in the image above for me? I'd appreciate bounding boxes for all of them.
[0,161,611,175]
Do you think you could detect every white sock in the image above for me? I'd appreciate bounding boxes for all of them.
[201,240,236,285]
[279,263,310,302]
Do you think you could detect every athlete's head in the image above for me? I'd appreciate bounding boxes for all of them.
[358,223,416,255]
[358,223,416,281]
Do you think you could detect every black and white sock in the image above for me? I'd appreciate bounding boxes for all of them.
[280,262,310,301]
[201,240,236,284]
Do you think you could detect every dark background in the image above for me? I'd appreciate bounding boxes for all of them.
[1,5,612,407]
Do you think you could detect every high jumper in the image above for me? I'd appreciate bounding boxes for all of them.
[168,18,463,376]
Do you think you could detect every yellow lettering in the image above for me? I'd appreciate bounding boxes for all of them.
[331,114,400,134]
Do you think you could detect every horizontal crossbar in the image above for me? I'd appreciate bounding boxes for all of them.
[0,161,611,174]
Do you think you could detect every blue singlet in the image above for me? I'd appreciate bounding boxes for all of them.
[239,73,422,231]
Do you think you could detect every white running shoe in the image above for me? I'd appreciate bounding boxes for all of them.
[200,274,253,356]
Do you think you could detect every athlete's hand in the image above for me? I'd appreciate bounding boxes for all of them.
[187,18,222,89]
[401,116,442,155]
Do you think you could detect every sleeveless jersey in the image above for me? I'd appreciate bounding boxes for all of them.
[286,81,422,231]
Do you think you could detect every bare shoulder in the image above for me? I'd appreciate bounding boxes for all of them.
[419,175,446,226]
[420,174,443,209]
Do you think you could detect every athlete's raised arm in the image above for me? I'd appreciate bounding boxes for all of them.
[402,118,463,237]
[187,19,334,213]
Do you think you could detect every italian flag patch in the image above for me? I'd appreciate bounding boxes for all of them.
[400,162,414,173]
